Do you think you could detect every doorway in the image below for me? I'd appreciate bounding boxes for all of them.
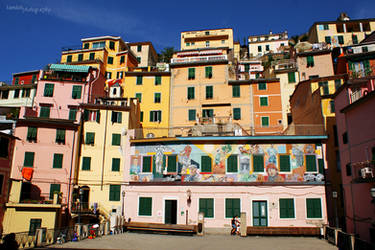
[252,201,267,226]
[164,200,177,224]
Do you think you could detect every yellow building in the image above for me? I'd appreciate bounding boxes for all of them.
[123,69,171,138]
[180,28,234,51]
[308,17,375,47]
[127,42,158,67]
[75,98,140,220]
[60,36,139,80]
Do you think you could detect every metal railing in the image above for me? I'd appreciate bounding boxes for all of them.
[171,55,227,64]
[349,68,374,79]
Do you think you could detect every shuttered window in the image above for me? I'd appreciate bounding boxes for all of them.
[139,197,152,216]
[155,76,161,85]
[142,156,152,172]
[112,133,121,146]
[55,129,65,144]
[318,159,324,175]
[112,158,120,171]
[258,82,266,90]
[199,198,214,218]
[206,86,213,99]
[307,56,314,67]
[233,108,241,120]
[154,93,161,103]
[69,108,77,121]
[49,184,60,199]
[187,87,195,100]
[107,57,114,64]
[167,155,177,172]
[188,109,196,121]
[109,185,120,201]
[261,117,269,127]
[78,54,83,61]
[225,198,240,218]
[72,85,82,99]
[39,106,50,118]
[27,127,37,142]
[227,155,238,173]
[111,111,122,123]
[89,53,95,60]
[306,198,322,218]
[288,72,296,83]
[136,76,143,85]
[188,68,195,80]
[232,85,240,97]
[260,96,268,106]
[44,83,54,97]
[279,198,294,218]
[85,132,95,145]
[253,155,264,172]
[53,153,63,169]
[279,155,291,172]
[306,155,317,172]
[201,156,212,173]
[135,93,142,103]
[205,66,213,78]
[24,152,35,167]
[82,157,91,170]
[29,219,41,236]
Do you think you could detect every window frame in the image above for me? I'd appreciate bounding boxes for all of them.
[259,96,269,106]
[188,109,196,121]
[233,108,241,120]
[279,154,291,173]
[253,154,264,172]
[112,133,121,146]
[201,155,212,173]
[205,85,213,99]
[232,85,240,97]
[43,83,54,97]
[82,156,91,171]
[53,153,63,169]
[306,198,322,219]
[109,185,121,201]
[225,198,241,218]
[199,198,214,218]
[187,87,195,100]
[261,116,269,127]
[154,92,161,103]
[279,198,295,219]
[227,154,238,173]
[138,197,152,216]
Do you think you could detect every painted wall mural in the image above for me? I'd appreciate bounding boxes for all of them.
[130,143,325,184]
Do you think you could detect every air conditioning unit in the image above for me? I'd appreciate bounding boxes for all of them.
[361,167,374,178]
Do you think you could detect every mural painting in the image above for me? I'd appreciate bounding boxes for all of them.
[129,143,324,184]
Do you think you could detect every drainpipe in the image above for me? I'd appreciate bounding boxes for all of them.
[101,109,108,190]
[67,129,76,215]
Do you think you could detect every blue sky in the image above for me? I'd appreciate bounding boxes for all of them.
[0,0,374,81]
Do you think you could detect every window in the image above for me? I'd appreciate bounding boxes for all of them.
[14,89,20,98]
[346,163,352,176]
[202,109,214,118]
[155,76,161,85]
[206,86,213,99]
[279,155,291,172]
[85,132,95,145]
[89,52,95,60]
[306,155,317,172]
[221,40,225,44]
[330,100,335,113]
[227,155,238,173]
[225,198,240,218]
[232,85,240,97]
[93,41,105,48]
[84,43,89,49]
[140,111,143,122]
[82,157,91,170]
[14,77,19,85]
[150,110,162,122]
[352,35,358,44]
[136,76,143,85]
[187,87,195,100]
[139,197,152,216]
[260,96,268,106]
[120,55,125,64]
[83,109,101,123]
[258,46,262,52]
[362,46,369,53]
[24,152,35,167]
[201,155,212,173]
[29,219,41,236]
[106,72,112,79]
[206,41,210,47]
[49,184,60,199]
[279,198,294,218]
[39,106,50,118]
[167,155,177,172]
[53,153,63,169]
[112,133,121,146]
[323,24,329,30]
[135,93,142,103]
[258,82,266,90]
[112,158,120,171]
[244,64,250,72]
[78,54,83,62]
[261,116,269,127]
[137,57,141,63]
[111,111,122,123]
[154,93,161,103]
[137,45,142,52]
[266,45,270,51]
[288,72,296,83]
[69,108,77,121]
[31,74,36,84]
[27,127,37,142]
[199,198,214,218]
[43,83,54,97]
[205,31,210,35]
[67,55,72,63]
[338,36,344,45]
[188,109,196,121]
[233,108,241,120]
[109,185,120,201]
[188,68,195,80]
[0,137,9,158]
[325,36,331,44]
[116,71,123,79]
[72,85,82,99]
[186,42,190,47]
[306,198,322,218]
[307,56,314,67]
[343,132,348,144]
[107,57,114,64]
[1,90,9,99]
[253,154,264,172]
[109,41,115,50]
[55,129,65,144]
[142,156,152,172]
[205,66,213,79]
[335,79,341,90]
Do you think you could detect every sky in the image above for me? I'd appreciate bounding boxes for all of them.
[0,0,374,82]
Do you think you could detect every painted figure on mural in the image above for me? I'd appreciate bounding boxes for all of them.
[267,145,278,164]
[130,155,141,175]
[239,146,250,173]
[154,145,166,175]
[214,145,232,174]
[178,145,192,173]
[292,145,304,168]
[266,163,284,182]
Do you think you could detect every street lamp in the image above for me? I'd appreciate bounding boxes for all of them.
[121,191,126,216]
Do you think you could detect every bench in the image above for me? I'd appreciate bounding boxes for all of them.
[247,227,321,236]
[124,222,197,236]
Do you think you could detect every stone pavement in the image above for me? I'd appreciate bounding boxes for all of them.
[44,232,338,250]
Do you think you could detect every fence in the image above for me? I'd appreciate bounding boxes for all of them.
[324,225,375,250]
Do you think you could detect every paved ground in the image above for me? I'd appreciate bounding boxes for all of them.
[44,232,338,250]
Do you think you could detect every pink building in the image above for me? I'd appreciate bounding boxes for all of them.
[11,64,105,222]
[334,76,375,243]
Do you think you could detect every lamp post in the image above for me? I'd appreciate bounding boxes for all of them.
[121,190,126,216]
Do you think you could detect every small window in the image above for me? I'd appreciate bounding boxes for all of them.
[109,185,121,201]
[111,111,122,123]
[154,93,161,103]
[227,155,238,173]
[338,36,344,45]
[202,109,214,118]
[112,133,121,146]
[137,57,141,63]
[323,24,329,30]
[187,87,195,100]
[14,89,20,98]
[78,54,83,62]
[155,76,161,85]
[55,129,65,144]
[233,108,241,120]
[258,46,262,52]
[306,198,322,218]
[206,41,210,47]
[120,55,125,64]
[352,35,358,44]
[206,86,213,99]
[188,109,196,121]
[253,154,264,172]
[142,156,152,172]
[139,197,152,216]
[330,100,335,113]
[205,31,210,35]
[288,72,296,83]
[72,85,82,99]
[27,127,37,142]
[67,55,72,63]
[107,57,114,64]
[150,110,162,122]
[43,83,54,97]
[135,93,142,103]
[112,158,120,171]
[199,198,214,218]
[260,96,268,106]
[109,41,115,50]
[106,72,112,79]
[84,43,89,49]
[307,56,314,67]
[69,108,77,121]
[82,157,91,170]
[335,79,341,90]
[136,76,143,85]
[279,155,291,172]
[49,183,60,199]
[188,68,195,80]
[279,198,294,218]
[362,46,368,53]
[201,155,212,173]
[24,152,35,167]
[137,45,142,52]
[325,36,331,44]
[266,45,270,51]
[225,198,240,218]
[232,85,240,97]
[85,132,95,145]
[167,155,177,172]
[89,52,95,60]
[258,82,266,90]
[205,66,213,79]
[29,219,41,236]
[261,116,269,127]
[306,155,317,172]
[39,106,50,118]
[186,42,190,47]
[53,153,63,169]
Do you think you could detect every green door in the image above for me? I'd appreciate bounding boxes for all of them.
[252,201,267,226]
[165,200,177,224]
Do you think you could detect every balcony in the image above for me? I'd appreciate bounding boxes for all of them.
[171,55,227,64]
[349,68,374,79]
[42,71,87,83]
[71,202,94,214]
[352,161,375,183]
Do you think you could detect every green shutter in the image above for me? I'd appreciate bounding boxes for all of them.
[140,111,143,122]
[261,117,269,127]
[83,109,89,121]
[112,158,120,171]
[29,219,41,236]
[27,127,37,141]
[279,155,291,172]
[205,66,212,78]
[69,109,77,121]
[253,155,264,172]
[288,72,296,83]
[96,110,101,123]
[318,159,324,174]
[85,132,95,145]
[44,83,54,97]
[78,54,83,61]
[56,129,65,144]
[136,76,143,85]
[167,155,177,172]
[187,87,195,99]
[201,156,212,172]
[40,107,50,118]
[232,85,240,97]
[67,55,72,63]
[142,156,152,172]
[155,75,161,85]
[89,53,95,60]
[199,198,214,218]
[72,85,82,99]
[109,185,120,201]
[306,198,322,218]
[227,155,238,173]
[245,64,250,72]
[188,68,195,80]
[206,86,213,99]
[82,157,91,170]
[188,109,196,121]
[258,82,266,90]
[112,134,121,146]
[338,36,344,44]
[233,108,241,120]
[135,93,142,103]
[335,79,341,90]
[260,97,268,106]
[49,184,61,199]
[139,197,152,216]
[279,198,294,218]
[24,152,35,167]
[53,153,63,169]
[307,56,314,67]
[226,198,240,218]
[107,57,114,64]
[306,155,317,172]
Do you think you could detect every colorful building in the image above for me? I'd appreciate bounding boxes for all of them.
[0,83,37,108]
[127,42,158,67]
[12,70,40,85]
[180,28,234,51]
[124,135,328,233]
[296,49,334,81]
[248,31,289,58]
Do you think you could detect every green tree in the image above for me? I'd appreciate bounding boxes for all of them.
[158,47,175,63]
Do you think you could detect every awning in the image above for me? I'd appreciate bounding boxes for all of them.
[49,64,91,73]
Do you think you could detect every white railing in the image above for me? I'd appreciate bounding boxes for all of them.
[171,55,227,64]
[350,90,362,103]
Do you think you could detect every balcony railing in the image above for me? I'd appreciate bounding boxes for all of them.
[171,55,227,64]
[71,202,93,214]
[349,67,374,79]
